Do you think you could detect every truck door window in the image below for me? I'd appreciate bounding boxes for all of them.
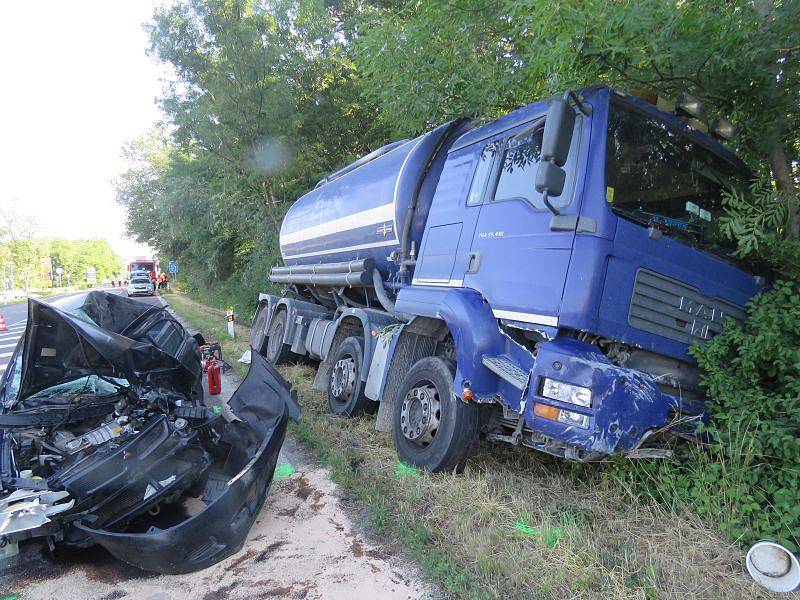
[492,125,560,209]
[466,142,499,206]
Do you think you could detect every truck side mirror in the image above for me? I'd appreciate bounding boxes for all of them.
[535,97,576,199]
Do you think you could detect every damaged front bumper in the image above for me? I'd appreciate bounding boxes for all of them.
[74,353,297,574]
[0,292,299,573]
[520,338,704,460]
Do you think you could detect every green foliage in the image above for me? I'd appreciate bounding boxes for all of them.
[720,179,800,277]
[353,0,800,162]
[686,281,800,549]
[0,206,121,290]
[0,237,122,291]
[117,0,389,317]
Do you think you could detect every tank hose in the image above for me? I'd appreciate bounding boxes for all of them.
[372,269,411,321]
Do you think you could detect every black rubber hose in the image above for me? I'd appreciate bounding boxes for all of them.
[400,118,471,270]
[372,269,411,321]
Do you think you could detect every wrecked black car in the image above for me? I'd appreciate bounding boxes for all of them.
[0,291,299,573]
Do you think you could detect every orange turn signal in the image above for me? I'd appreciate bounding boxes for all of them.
[533,402,560,421]
[462,389,474,402]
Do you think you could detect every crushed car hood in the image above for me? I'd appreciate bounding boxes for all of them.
[4,292,200,406]
[0,291,300,574]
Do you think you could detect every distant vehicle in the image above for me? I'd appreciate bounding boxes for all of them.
[127,273,155,297]
[128,257,159,286]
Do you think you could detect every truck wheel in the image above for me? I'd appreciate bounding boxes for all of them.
[250,304,269,355]
[392,357,478,473]
[265,310,293,365]
[327,336,376,417]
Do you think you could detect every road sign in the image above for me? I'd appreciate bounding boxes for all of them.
[169,261,179,274]
[55,267,64,275]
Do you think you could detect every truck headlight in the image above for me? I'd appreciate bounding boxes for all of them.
[541,378,592,407]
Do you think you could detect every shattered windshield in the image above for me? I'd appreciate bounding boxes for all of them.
[605,101,749,260]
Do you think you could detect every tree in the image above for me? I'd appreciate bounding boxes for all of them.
[115,129,171,249]
[354,0,799,233]
[117,0,388,311]
[0,205,43,292]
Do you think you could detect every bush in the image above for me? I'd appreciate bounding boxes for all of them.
[686,280,800,549]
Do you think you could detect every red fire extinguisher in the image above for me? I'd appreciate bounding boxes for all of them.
[207,359,222,395]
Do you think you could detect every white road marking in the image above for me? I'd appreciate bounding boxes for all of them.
[0,365,5,373]
[0,332,21,340]
[0,342,18,349]
[0,352,14,359]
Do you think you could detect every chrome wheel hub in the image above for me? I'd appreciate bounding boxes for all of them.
[330,356,356,400]
[400,383,441,444]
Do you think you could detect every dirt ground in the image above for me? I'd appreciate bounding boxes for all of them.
[0,366,437,600]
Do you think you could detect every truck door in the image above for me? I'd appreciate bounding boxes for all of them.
[462,118,582,328]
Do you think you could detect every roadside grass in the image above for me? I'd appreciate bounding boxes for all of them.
[167,291,772,599]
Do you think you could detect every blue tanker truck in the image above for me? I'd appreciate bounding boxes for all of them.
[250,86,764,471]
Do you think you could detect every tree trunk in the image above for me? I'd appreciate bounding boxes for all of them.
[768,142,799,238]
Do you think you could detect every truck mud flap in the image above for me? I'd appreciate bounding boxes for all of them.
[73,352,299,574]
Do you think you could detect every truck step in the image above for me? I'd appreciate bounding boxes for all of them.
[481,356,529,390]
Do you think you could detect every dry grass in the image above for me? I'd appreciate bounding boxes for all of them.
[283,363,776,599]
[168,291,776,599]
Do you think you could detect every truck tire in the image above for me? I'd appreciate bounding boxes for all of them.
[392,357,478,473]
[264,310,293,365]
[327,336,376,417]
[250,304,270,356]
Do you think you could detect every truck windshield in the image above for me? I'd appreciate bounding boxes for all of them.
[605,101,749,260]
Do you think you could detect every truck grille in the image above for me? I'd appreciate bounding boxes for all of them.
[628,269,746,344]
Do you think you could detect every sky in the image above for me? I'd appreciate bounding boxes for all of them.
[0,1,169,261]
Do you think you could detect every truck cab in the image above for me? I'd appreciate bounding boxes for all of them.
[255,86,763,470]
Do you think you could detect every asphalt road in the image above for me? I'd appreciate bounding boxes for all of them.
[0,287,163,376]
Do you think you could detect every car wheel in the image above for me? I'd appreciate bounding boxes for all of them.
[250,304,270,356]
[264,310,293,365]
[327,336,376,417]
[392,357,478,473]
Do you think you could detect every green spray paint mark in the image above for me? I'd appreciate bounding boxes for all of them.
[274,464,294,479]
[212,405,222,414]
[542,528,562,547]
[1,595,18,600]
[513,520,562,547]
[393,461,420,478]
[514,520,539,536]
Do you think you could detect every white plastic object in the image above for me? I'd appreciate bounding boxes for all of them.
[746,540,800,593]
